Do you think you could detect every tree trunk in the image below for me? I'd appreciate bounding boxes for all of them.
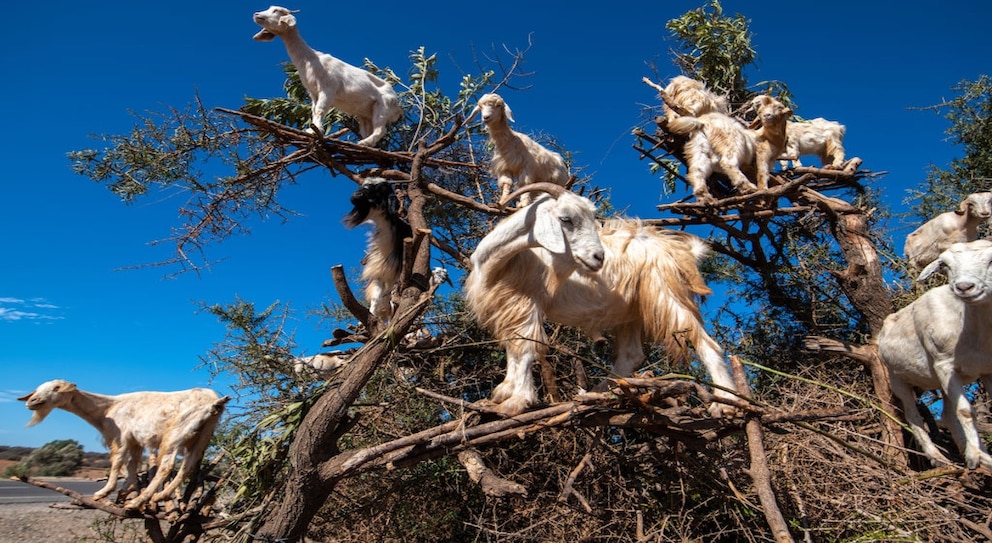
[252,132,453,542]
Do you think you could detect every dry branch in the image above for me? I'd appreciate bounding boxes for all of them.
[731,356,794,543]
[459,449,528,498]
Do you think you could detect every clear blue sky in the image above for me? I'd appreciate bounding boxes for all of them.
[1,0,989,452]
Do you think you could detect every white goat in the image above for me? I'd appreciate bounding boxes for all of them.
[877,240,992,469]
[18,380,228,510]
[778,118,846,169]
[343,178,412,322]
[464,183,738,416]
[293,352,351,378]
[667,95,792,203]
[661,75,730,122]
[252,6,403,146]
[904,192,992,271]
[470,93,570,206]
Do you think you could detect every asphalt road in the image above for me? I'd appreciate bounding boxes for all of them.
[0,479,107,504]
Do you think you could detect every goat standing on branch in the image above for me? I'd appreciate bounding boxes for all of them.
[667,94,792,202]
[18,379,228,510]
[778,117,846,169]
[344,178,413,322]
[464,183,738,416]
[878,240,992,470]
[252,6,403,146]
[903,191,992,271]
[470,93,570,206]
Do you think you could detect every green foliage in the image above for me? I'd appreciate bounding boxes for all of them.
[1,440,83,477]
[666,0,787,106]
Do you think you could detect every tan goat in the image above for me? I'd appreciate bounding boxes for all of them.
[19,379,228,510]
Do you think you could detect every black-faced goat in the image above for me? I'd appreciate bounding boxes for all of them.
[344,178,412,322]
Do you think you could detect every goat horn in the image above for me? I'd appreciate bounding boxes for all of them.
[503,183,567,204]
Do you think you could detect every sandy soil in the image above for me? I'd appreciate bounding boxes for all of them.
[0,502,122,543]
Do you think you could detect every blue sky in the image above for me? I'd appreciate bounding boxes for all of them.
[1,0,989,452]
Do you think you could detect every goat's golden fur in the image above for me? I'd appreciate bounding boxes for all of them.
[663,76,730,121]
[467,219,721,386]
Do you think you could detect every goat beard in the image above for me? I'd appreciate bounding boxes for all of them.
[24,404,55,427]
[253,29,277,41]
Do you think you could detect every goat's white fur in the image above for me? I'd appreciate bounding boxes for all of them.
[662,76,729,122]
[293,352,351,378]
[253,6,403,146]
[778,118,846,169]
[470,93,570,206]
[18,380,227,509]
[904,192,992,271]
[878,240,992,469]
[667,95,792,202]
[464,189,738,416]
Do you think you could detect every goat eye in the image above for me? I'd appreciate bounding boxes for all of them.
[559,216,572,224]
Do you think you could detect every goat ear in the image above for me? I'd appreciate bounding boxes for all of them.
[532,203,567,254]
[280,13,297,27]
[917,259,944,282]
[503,103,515,123]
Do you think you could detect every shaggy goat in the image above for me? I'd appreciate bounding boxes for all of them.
[471,93,570,206]
[19,380,228,509]
[778,117,846,169]
[253,6,403,146]
[877,240,992,469]
[464,183,738,416]
[903,191,992,271]
[667,95,792,202]
[343,178,412,322]
[661,75,730,122]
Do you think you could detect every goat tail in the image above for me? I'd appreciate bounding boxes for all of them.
[666,115,704,135]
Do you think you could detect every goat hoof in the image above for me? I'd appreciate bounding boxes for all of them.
[491,397,532,417]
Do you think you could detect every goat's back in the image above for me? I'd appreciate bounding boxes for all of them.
[110,388,221,447]
[548,220,714,360]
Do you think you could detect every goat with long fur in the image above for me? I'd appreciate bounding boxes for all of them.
[19,379,228,509]
[904,191,992,271]
[877,240,992,469]
[667,95,792,202]
[464,183,738,416]
[778,117,846,169]
[661,75,729,122]
[253,6,403,146]
[344,178,412,322]
[471,93,570,206]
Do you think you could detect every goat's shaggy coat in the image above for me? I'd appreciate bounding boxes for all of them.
[667,95,791,202]
[344,179,412,321]
[878,240,992,469]
[903,191,992,271]
[662,75,729,122]
[464,190,737,415]
[19,380,227,510]
[472,93,570,205]
[252,6,402,146]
